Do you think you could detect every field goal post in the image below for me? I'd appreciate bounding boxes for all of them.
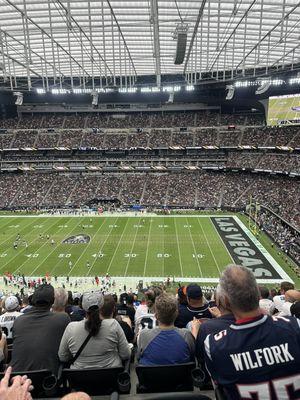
[245,196,260,236]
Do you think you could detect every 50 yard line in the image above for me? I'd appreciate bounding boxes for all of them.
[34,217,85,277]
[68,217,108,276]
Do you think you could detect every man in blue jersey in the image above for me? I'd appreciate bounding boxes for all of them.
[137,293,195,365]
[204,265,300,400]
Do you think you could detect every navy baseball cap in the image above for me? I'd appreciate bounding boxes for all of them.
[187,284,202,300]
[32,284,55,307]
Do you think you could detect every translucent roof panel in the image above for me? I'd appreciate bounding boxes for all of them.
[0,0,299,89]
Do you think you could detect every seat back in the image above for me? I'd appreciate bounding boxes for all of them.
[62,367,126,396]
[136,362,196,393]
[0,369,53,398]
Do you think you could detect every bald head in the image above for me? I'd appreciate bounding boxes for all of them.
[61,392,91,400]
[219,265,260,313]
[285,290,300,303]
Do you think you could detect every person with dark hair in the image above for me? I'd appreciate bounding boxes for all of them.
[135,286,163,335]
[59,292,131,369]
[204,265,300,400]
[175,284,212,328]
[10,284,70,374]
[116,293,135,325]
[258,286,275,315]
[137,294,195,365]
[272,281,294,313]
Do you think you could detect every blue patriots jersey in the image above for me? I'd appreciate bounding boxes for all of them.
[204,314,300,400]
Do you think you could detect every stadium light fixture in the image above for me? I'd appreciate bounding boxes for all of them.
[151,87,160,92]
[36,88,46,94]
[141,87,152,93]
[73,88,93,94]
[51,88,69,94]
[186,85,194,91]
[162,86,181,92]
[289,77,300,85]
[119,87,137,93]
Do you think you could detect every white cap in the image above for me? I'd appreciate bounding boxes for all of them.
[5,295,19,311]
[82,291,104,311]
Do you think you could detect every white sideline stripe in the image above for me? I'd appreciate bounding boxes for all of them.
[233,216,293,282]
[0,214,235,218]
[0,275,289,285]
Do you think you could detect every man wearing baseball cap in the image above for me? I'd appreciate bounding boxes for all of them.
[175,284,212,328]
[10,284,70,374]
[0,296,22,340]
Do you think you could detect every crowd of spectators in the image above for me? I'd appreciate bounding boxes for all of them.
[0,110,267,131]
[258,208,300,268]
[0,266,298,398]
[0,171,298,230]
[0,126,299,150]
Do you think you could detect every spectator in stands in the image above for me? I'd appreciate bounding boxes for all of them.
[193,284,235,356]
[59,292,131,369]
[20,295,32,314]
[277,289,300,317]
[0,296,22,340]
[10,284,70,374]
[204,265,300,399]
[272,281,294,312]
[137,294,195,365]
[0,328,8,367]
[175,284,211,328]
[69,294,86,322]
[135,286,163,335]
[258,286,275,315]
[116,293,135,325]
[290,301,300,318]
[53,288,68,313]
[177,286,188,306]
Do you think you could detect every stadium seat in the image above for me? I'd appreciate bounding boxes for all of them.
[136,362,196,393]
[0,369,54,398]
[62,367,130,395]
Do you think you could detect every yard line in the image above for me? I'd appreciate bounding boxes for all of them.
[32,217,86,277]
[1,217,65,274]
[0,217,41,249]
[143,219,153,277]
[88,217,121,276]
[195,217,222,275]
[174,217,184,277]
[27,217,81,276]
[106,218,131,275]
[185,217,203,278]
[68,217,109,276]
[124,217,142,277]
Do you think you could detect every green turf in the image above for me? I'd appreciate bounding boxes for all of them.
[267,95,300,126]
[0,214,296,284]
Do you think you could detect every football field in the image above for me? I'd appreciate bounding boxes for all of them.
[0,214,294,284]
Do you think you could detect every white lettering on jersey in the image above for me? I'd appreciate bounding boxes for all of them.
[230,343,294,371]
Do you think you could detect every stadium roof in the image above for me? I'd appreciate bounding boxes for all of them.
[0,0,299,90]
